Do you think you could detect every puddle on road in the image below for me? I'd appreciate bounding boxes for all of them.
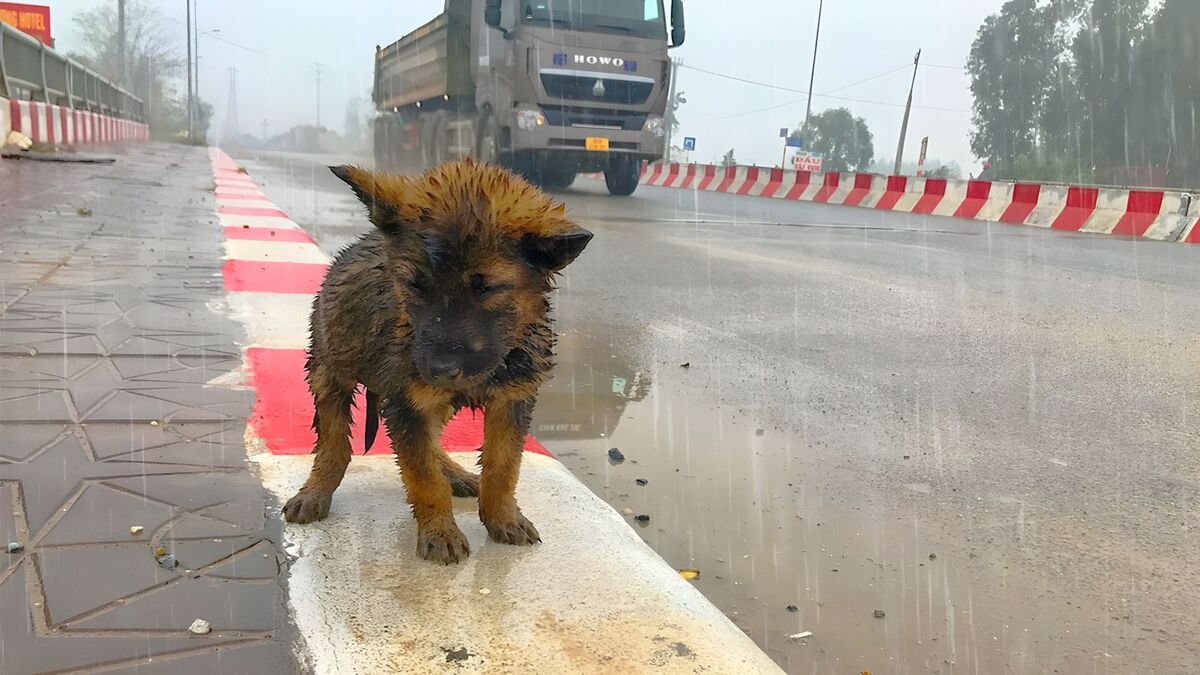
[534,327,1191,674]
[234,151,1197,673]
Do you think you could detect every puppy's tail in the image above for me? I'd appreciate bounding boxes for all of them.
[364,389,380,454]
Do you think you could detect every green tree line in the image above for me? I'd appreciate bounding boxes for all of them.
[969,0,1199,188]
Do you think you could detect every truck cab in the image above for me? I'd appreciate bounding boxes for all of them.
[372,0,684,196]
[478,0,682,193]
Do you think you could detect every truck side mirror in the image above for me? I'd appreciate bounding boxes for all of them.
[669,0,686,48]
[484,0,502,28]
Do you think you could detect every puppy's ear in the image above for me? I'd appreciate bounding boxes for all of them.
[330,165,403,233]
[520,227,593,271]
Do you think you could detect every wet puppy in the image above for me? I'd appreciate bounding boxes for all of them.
[282,159,591,564]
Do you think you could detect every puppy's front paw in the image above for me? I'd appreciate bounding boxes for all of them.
[282,490,332,523]
[417,521,471,564]
[483,511,541,546]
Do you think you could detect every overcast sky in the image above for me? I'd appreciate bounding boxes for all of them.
[51,0,1006,171]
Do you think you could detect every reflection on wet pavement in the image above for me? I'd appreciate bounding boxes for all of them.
[234,148,1200,674]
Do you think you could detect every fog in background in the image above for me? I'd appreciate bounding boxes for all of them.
[51,0,1004,171]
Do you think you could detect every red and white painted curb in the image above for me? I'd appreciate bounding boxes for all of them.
[208,148,782,673]
[616,163,1198,244]
[209,148,547,457]
[1,96,149,145]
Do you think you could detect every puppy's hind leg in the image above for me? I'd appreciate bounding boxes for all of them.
[439,451,480,497]
[283,373,355,524]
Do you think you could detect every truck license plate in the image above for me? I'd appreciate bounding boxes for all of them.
[585,137,610,151]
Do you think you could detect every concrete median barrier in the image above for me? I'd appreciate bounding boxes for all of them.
[210,149,782,673]
[600,161,1198,245]
[1,98,148,146]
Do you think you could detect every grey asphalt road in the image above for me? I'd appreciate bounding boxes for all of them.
[229,148,1200,674]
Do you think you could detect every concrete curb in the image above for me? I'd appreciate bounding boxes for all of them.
[210,148,784,673]
[601,162,1198,245]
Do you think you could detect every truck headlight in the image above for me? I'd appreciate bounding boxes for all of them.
[516,109,546,131]
[644,116,666,138]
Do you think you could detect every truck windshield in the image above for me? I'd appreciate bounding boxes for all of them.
[522,0,667,40]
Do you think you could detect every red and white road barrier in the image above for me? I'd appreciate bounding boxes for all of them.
[209,148,782,672]
[601,161,1199,244]
[1,97,148,145]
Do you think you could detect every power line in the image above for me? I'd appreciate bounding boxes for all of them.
[921,62,964,71]
[710,63,915,121]
[164,15,265,55]
[678,63,970,113]
[826,63,912,94]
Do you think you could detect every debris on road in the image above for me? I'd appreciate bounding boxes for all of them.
[679,568,700,580]
[188,618,212,635]
[634,514,651,523]
[608,448,625,463]
[873,609,886,619]
[7,542,23,554]
[786,604,798,612]
[129,526,144,536]
[149,420,159,426]
[76,207,92,217]
[679,362,690,369]
[1,151,116,164]
[4,130,32,150]
[155,546,168,557]
[157,553,178,569]
[788,631,813,641]
[622,507,634,515]
[635,478,648,486]
[928,553,937,561]
[755,428,764,436]
[478,588,491,595]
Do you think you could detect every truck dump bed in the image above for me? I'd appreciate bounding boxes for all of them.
[374,1,473,111]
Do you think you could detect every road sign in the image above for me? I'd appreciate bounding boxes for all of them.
[779,128,789,138]
[786,136,805,148]
[683,137,696,151]
[793,151,824,172]
[0,3,52,46]
[916,136,929,176]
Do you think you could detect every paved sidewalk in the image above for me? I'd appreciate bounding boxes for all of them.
[0,144,299,673]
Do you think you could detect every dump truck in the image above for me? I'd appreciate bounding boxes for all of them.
[371,0,685,196]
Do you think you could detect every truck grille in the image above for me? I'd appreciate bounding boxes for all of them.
[541,105,648,131]
[540,72,654,105]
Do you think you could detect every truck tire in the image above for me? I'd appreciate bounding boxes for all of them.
[544,169,576,189]
[476,112,501,165]
[373,118,393,171]
[604,156,641,196]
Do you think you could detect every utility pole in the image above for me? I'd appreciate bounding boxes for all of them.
[313,62,323,128]
[194,0,199,113]
[663,57,678,163]
[261,118,269,142]
[117,0,127,86]
[803,0,823,129]
[185,0,193,140]
[222,66,240,144]
[893,49,921,176]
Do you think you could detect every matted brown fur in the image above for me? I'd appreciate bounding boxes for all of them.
[282,159,591,565]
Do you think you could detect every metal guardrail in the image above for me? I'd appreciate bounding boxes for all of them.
[0,21,144,122]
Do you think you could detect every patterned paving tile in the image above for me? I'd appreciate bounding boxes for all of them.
[0,145,300,674]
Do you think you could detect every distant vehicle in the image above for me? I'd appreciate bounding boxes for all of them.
[371,0,685,196]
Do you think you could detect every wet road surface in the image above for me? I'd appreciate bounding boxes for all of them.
[229,148,1200,674]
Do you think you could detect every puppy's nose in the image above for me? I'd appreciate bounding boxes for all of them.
[427,354,463,381]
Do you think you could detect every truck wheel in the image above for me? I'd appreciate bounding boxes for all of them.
[544,169,576,189]
[429,116,449,168]
[476,112,501,165]
[604,156,641,196]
